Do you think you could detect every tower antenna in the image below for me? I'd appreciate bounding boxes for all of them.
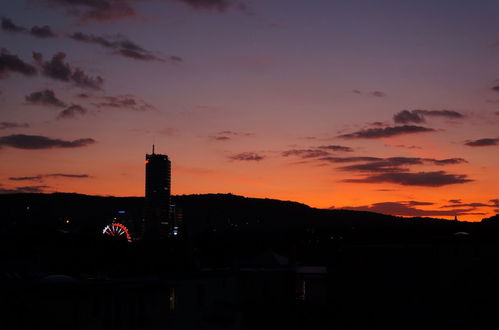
[152,144,155,154]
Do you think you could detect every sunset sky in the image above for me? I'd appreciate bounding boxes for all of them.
[1,0,499,221]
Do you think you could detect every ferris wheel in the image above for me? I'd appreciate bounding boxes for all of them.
[102,223,132,242]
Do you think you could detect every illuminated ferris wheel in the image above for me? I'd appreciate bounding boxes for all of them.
[102,223,132,242]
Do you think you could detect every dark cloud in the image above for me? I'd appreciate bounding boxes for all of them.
[338,125,435,139]
[464,138,499,147]
[282,149,330,159]
[344,171,472,187]
[320,156,465,168]
[282,145,354,159]
[342,201,474,217]
[441,202,491,208]
[211,136,231,141]
[492,86,499,92]
[393,109,464,124]
[0,49,37,79]
[490,199,499,207]
[320,156,383,163]
[57,104,88,119]
[351,90,386,97]
[25,89,66,107]
[92,95,154,111]
[429,158,467,165]
[39,0,138,22]
[210,130,253,141]
[8,175,43,181]
[31,25,56,38]
[0,185,49,194]
[47,173,89,178]
[393,110,425,124]
[0,122,30,130]
[1,17,26,32]
[371,91,386,97]
[69,32,177,62]
[218,130,253,137]
[9,173,89,181]
[317,145,353,152]
[389,144,422,149]
[0,134,95,149]
[407,201,434,206]
[448,199,462,204]
[332,157,466,173]
[76,93,90,98]
[229,152,265,161]
[33,52,103,90]
[338,157,424,173]
[172,0,235,12]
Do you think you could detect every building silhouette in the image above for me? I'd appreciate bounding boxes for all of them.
[143,145,171,238]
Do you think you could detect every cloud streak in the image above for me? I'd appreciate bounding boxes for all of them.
[0,122,30,130]
[338,125,435,139]
[92,95,154,111]
[464,138,499,147]
[172,0,251,14]
[229,152,265,161]
[0,134,95,149]
[69,32,180,62]
[343,171,472,187]
[9,173,90,181]
[210,130,253,141]
[393,109,464,124]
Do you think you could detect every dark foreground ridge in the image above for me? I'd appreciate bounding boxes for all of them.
[1,193,499,330]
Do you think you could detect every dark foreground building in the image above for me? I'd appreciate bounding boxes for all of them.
[143,145,171,238]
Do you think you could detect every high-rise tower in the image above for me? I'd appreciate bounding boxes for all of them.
[143,145,171,238]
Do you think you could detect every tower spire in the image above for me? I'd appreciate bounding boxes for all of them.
[152,144,155,154]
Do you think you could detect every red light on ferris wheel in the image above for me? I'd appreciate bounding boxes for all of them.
[102,223,132,242]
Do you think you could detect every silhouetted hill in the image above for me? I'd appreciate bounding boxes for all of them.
[482,214,499,223]
[0,192,480,240]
